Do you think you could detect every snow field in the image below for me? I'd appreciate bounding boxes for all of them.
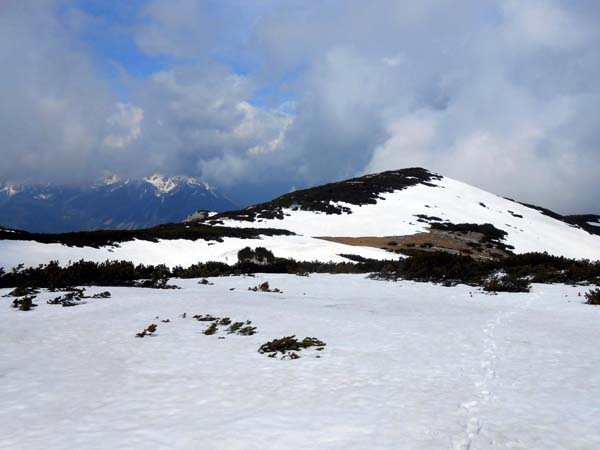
[1,274,599,449]
[0,234,399,271]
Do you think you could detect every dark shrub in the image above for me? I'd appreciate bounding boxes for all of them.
[258,335,326,354]
[227,322,244,334]
[248,281,282,293]
[136,324,157,338]
[203,322,218,335]
[237,247,275,265]
[584,288,600,305]
[12,295,38,311]
[6,286,39,297]
[237,325,257,336]
[194,314,219,322]
[483,276,531,293]
[132,278,178,289]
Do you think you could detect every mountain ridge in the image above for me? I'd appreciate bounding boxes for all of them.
[200,167,600,236]
[0,175,237,233]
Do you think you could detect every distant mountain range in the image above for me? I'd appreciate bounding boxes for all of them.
[0,175,237,233]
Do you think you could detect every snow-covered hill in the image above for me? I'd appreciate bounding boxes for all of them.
[0,175,236,233]
[203,168,600,260]
[1,274,599,449]
[0,168,599,270]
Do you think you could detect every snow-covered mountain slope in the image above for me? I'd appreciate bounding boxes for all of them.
[0,175,236,233]
[2,274,599,449]
[204,169,600,260]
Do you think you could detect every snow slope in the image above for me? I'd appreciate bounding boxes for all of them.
[0,235,397,270]
[215,176,600,260]
[1,274,599,449]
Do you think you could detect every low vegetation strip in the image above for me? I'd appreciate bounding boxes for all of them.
[371,251,600,287]
[0,223,294,248]
[1,251,599,291]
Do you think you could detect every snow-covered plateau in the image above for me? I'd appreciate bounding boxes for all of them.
[1,274,599,450]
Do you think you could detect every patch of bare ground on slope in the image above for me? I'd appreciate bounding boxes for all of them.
[318,229,510,260]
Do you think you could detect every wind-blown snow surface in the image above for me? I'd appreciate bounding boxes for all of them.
[218,177,600,260]
[1,274,599,450]
[0,235,397,270]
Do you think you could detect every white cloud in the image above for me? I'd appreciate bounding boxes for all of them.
[0,0,116,184]
[501,0,588,50]
[124,65,293,184]
[367,116,437,172]
[104,103,144,149]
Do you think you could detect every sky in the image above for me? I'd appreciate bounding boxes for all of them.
[0,0,599,213]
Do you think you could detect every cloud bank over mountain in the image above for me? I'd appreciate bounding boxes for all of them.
[1,0,599,213]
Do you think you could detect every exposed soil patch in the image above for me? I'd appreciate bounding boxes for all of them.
[319,228,511,260]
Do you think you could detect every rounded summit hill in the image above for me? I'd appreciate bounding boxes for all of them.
[197,168,600,261]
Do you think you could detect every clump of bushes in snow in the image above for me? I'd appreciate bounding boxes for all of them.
[227,321,244,334]
[258,335,326,360]
[248,281,282,293]
[136,324,157,338]
[237,325,257,336]
[218,317,231,326]
[46,288,111,307]
[132,268,179,289]
[4,286,39,297]
[483,275,531,293]
[226,320,256,335]
[584,288,600,305]
[203,322,218,335]
[47,291,84,307]
[237,247,275,265]
[188,314,257,337]
[193,314,219,322]
[11,295,38,311]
